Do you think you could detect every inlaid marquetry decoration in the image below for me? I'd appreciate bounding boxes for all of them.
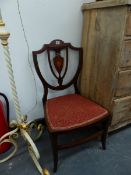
[53,52,64,74]
[47,40,68,86]
[0,10,50,175]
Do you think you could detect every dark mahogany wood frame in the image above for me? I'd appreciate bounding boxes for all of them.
[32,39,110,172]
[0,92,9,125]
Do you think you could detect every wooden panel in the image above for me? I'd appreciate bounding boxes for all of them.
[120,41,131,67]
[80,9,97,97]
[115,70,131,97]
[87,7,126,109]
[111,96,131,127]
[125,8,131,35]
[80,1,131,131]
[82,0,131,11]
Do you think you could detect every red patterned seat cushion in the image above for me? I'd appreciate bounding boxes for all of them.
[45,94,108,132]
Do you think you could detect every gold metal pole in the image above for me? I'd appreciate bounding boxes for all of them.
[0,18,21,121]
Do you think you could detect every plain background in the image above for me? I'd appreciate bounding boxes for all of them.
[0,0,94,120]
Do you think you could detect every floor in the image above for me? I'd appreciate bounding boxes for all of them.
[0,126,131,175]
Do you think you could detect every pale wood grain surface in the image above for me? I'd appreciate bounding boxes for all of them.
[115,70,131,97]
[80,1,131,130]
[120,41,131,67]
[111,96,131,127]
[82,0,131,10]
[126,8,131,35]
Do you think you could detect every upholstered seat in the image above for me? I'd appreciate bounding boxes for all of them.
[46,94,108,132]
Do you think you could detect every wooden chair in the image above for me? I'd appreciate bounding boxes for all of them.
[32,39,110,172]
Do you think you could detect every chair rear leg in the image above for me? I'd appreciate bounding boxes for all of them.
[101,117,110,150]
[50,133,58,172]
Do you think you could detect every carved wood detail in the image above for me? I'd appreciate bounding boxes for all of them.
[53,52,64,74]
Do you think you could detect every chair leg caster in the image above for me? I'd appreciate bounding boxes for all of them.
[101,131,106,150]
[53,153,58,173]
[53,165,57,173]
[50,133,58,173]
[101,117,110,150]
[102,141,106,150]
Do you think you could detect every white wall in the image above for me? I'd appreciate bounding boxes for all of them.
[0,0,93,121]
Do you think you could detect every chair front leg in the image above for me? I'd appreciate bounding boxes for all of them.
[50,133,58,172]
[101,117,110,150]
